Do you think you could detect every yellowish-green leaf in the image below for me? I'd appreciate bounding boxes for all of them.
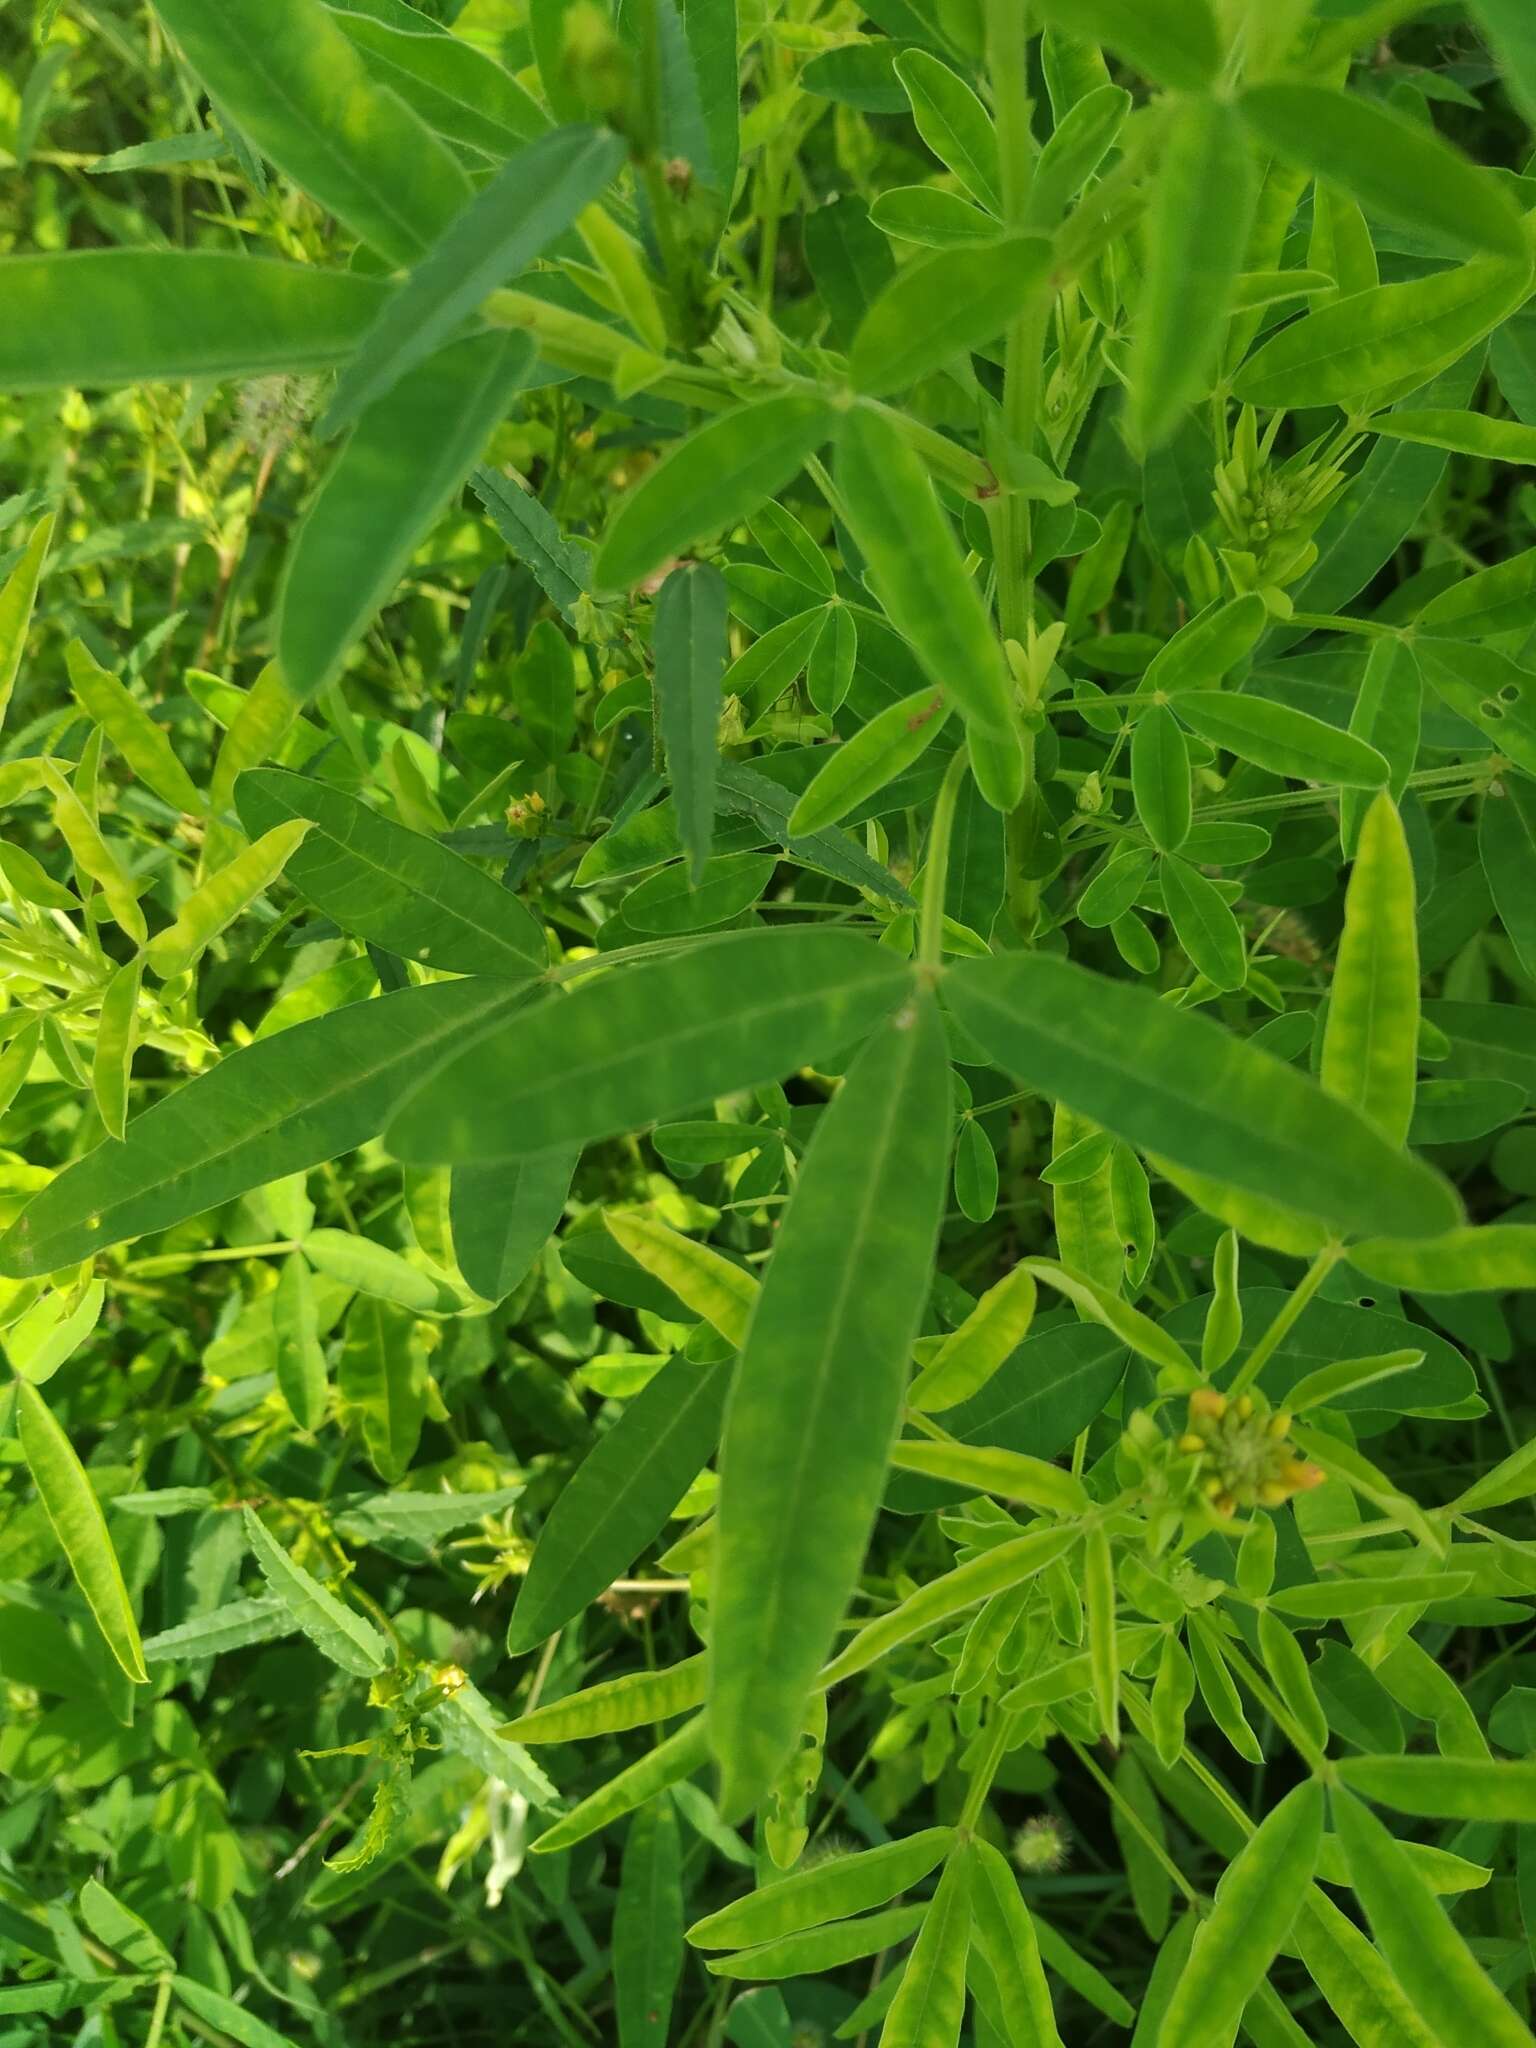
[15,1379,147,1682]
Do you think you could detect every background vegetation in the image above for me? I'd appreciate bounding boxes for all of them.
[4,1,1536,2045]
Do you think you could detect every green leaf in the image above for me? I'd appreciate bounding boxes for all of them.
[850,236,1052,396]
[151,0,472,265]
[967,1840,1064,2048]
[0,510,54,731]
[78,1879,173,1975]
[624,851,775,934]
[504,1656,708,1744]
[507,1350,730,1655]
[1131,704,1191,853]
[91,957,140,1144]
[323,125,626,434]
[236,768,546,977]
[1268,1574,1471,1620]
[1347,1222,1536,1295]
[688,1830,953,1950]
[0,977,520,1277]
[387,929,913,1166]
[706,1906,929,1981]
[616,1800,684,2048]
[1238,84,1526,263]
[533,1714,710,1855]
[1155,1782,1323,2048]
[1480,776,1536,980]
[338,1296,430,1480]
[1333,1786,1536,2048]
[821,1525,1078,1686]
[1160,854,1246,992]
[273,1251,327,1433]
[172,1979,302,2048]
[1293,1891,1442,2048]
[15,1381,147,1684]
[278,331,535,702]
[1085,1523,1120,1743]
[1321,795,1418,1148]
[653,561,728,882]
[1233,257,1532,410]
[895,49,1001,212]
[710,991,952,1817]
[140,1597,296,1664]
[1371,408,1536,461]
[870,185,997,249]
[242,1507,387,1677]
[0,253,391,392]
[1470,0,1536,130]
[887,1440,1088,1515]
[946,952,1459,1241]
[1030,0,1220,91]
[593,395,837,593]
[450,1150,577,1304]
[1420,543,1536,639]
[714,757,915,907]
[788,686,951,835]
[1339,1755,1536,1822]
[880,1846,971,2048]
[835,407,1023,810]
[1175,691,1389,788]
[1133,97,1255,449]
[1141,594,1268,697]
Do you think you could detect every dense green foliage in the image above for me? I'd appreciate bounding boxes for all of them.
[6,1,1536,2043]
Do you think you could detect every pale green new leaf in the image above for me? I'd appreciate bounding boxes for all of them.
[1348,1222,1536,1294]
[0,511,54,730]
[880,1846,970,2047]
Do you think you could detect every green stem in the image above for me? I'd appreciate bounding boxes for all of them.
[919,750,971,971]
[1065,1735,1200,1905]
[145,1977,173,2048]
[959,1705,1020,1831]
[1209,1624,1331,1779]
[1226,1243,1342,1401]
